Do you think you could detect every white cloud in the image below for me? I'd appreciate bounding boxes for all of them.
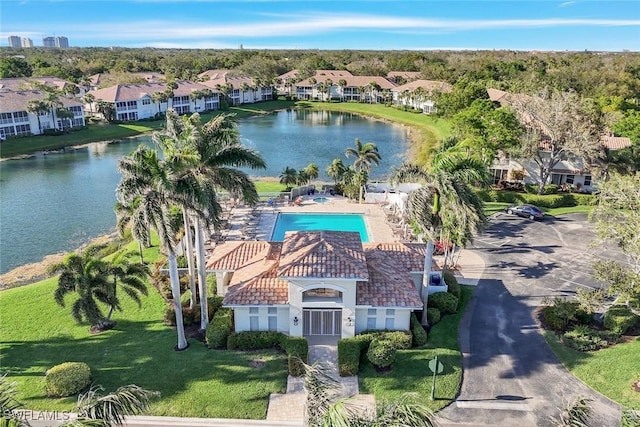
[62,14,640,42]
[559,1,577,7]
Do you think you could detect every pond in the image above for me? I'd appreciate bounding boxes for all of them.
[0,109,410,273]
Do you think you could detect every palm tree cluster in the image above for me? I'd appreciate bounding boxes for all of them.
[115,109,265,350]
[279,163,320,188]
[326,138,382,203]
[49,245,148,331]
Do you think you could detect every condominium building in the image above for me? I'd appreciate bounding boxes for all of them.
[55,36,69,48]
[7,36,21,48]
[43,37,56,47]
[21,38,33,48]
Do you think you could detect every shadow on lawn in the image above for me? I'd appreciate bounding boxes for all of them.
[1,318,288,403]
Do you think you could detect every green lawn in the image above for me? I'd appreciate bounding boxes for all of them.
[0,240,287,419]
[358,286,473,411]
[482,202,593,217]
[543,330,640,410]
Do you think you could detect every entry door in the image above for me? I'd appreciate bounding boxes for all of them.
[303,309,342,336]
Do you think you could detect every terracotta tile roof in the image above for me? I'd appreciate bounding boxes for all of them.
[91,81,217,103]
[357,251,423,308]
[0,89,81,113]
[392,79,452,94]
[277,231,369,279]
[601,135,632,150]
[296,75,396,90]
[223,257,289,306]
[387,71,422,80]
[206,241,275,271]
[363,242,440,272]
[0,77,72,91]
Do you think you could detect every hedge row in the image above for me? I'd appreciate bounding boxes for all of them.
[205,308,233,349]
[428,292,459,315]
[164,296,224,326]
[443,271,461,299]
[225,331,308,376]
[475,189,596,208]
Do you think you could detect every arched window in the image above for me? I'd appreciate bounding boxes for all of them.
[302,288,343,303]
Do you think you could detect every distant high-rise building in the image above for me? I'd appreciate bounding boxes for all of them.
[8,36,21,48]
[21,38,33,48]
[55,36,69,48]
[43,36,56,47]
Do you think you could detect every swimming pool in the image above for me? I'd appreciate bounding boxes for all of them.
[271,213,369,242]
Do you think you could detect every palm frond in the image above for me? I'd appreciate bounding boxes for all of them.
[75,384,159,426]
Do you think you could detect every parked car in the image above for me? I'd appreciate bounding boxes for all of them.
[504,204,544,220]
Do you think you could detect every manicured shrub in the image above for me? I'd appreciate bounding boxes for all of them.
[281,336,309,362]
[426,308,441,325]
[359,330,412,350]
[226,331,283,350]
[206,308,233,349]
[164,304,200,326]
[443,271,461,299]
[207,296,224,318]
[410,313,428,347]
[561,325,619,352]
[45,362,91,397]
[338,337,366,376]
[604,305,639,335]
[428,292,459,315]
[366,340,397,368]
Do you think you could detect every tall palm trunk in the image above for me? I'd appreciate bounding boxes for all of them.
[168,249,188,350]
[138,241,145,264]
[194,218,209,330]
[182,210,198,309]
[421,240,435,326]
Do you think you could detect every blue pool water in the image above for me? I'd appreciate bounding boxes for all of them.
[271,213,369,242]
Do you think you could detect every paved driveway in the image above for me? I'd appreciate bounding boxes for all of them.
[439,213,623,427]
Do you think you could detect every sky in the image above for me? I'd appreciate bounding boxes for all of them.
[1,0,639,51]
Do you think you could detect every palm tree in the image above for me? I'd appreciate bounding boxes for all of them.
[297,169,310,186]
[326,158,346,185]
[177,111,266,328]
[392,157,487,325]
[82,92,95,116]
[0,375,27,427]
[26,99,48,134]
[105,250,149,321]
[338,79,347,101]
[304,163,319,182]
[116,144,206,350]
[345,138,382,203]
[49,246,113,330]
[280,166,298,188]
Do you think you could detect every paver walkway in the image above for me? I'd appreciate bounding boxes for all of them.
[266,336,375,422]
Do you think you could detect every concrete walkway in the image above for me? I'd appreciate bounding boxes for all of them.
[266,336,374,423]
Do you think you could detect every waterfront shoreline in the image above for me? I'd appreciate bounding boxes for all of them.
[0,232,118,289]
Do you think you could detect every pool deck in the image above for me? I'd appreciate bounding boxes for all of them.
[211,194,400,244]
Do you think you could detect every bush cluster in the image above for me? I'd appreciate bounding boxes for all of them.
[358,330,412,349]
[164,296,224,326]
[410,313,428,347]
[604,305,639,335]
[428,292,459,315]
[443,271,461,299]
[542,299,587,332]
[206,308,233,349]
[337,330,414,376]
[224,331,308,376]
[45,362,91,397]
[561,325,619,352]
[366,340,397,368]
[426,308,441,325]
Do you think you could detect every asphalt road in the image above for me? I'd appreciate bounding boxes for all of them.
[439,213,624,427]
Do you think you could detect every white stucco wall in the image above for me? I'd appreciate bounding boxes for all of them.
[232,306,290,334]
[354,307,412,334]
